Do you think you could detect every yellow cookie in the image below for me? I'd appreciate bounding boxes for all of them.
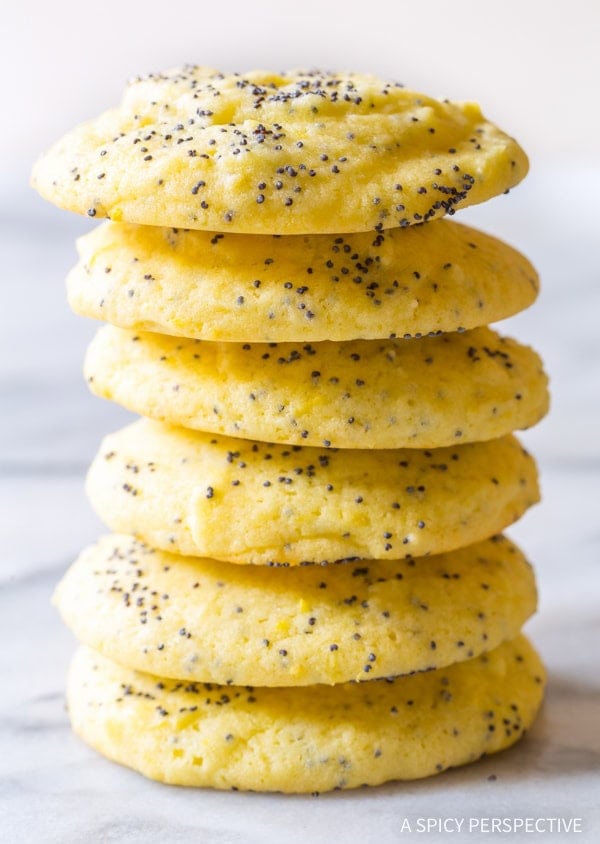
[85,325,549,450]
[86,419,539,565]
[31,67,528,234]
[54,534,537,687]
[67,219,539,342]
[67,636,545,791]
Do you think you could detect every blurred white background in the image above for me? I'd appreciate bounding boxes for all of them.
[4,0,600,204]
[3,0,598,463]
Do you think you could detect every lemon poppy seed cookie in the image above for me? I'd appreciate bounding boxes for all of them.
[55,534,536,687]
[67,219,539,342]
[85,325,549,449]
[86,419,539,565]
[31,67,528,234]
[67,636,545,792]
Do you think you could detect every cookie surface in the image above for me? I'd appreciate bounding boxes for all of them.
[86,419,539,565]
[85,325,549,449]
[54,534,537,687]
[67,219,538,342]
[31,67,528,234]
[67,636,545,792]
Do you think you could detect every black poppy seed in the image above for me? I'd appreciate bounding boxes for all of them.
[205,487,214,499]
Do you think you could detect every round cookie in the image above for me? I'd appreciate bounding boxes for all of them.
[86,419,539,565]
[85,325,549,450]
[67,219,539,342]
[67,636,545,792]
[54,534,537,687]
[31,67,528,234]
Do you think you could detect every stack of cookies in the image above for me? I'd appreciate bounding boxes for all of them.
[32,68,549,792]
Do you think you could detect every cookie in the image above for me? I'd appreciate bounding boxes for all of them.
[67,636,545,791]
[67,219,539,342]
[55,534,536,687]
[31,68,528,234]
[86,419,539,565]
[85,325,549,450]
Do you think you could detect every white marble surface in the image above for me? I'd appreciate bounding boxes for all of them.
[1,165,600,843]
